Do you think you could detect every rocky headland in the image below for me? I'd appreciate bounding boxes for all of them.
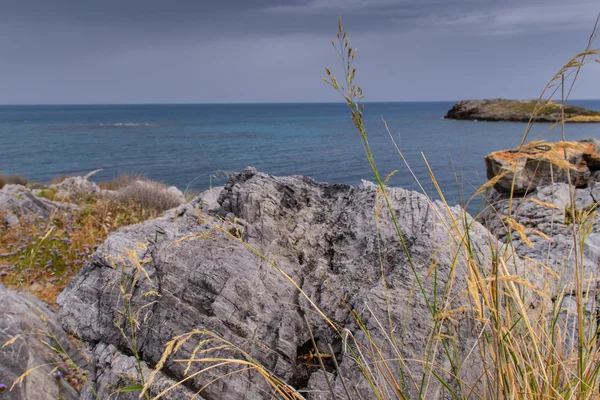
[1,139,599,398]
[445,99,600,122]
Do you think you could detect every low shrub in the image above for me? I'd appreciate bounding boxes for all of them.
[0,174,29,189]
[114,180,184,214]
[97,173,146,190]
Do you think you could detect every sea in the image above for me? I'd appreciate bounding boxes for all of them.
[1,101,599,211]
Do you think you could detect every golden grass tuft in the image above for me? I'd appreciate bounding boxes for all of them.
[566,115,600,122]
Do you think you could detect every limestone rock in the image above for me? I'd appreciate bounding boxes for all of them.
[194,186,223,213]
[50,176,101,199]
[484,139,600,194]
[78,343,196,400]
[0,284,79,400]
[59,168,506,399]
[481,182,600,282]
[0,184,76,226]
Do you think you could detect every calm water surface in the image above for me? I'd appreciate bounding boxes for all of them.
[1,101,599,209]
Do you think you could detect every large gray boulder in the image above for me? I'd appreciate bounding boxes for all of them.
[58,168,508,399]
[50,176,101,199]
[0,284,79,400]
[0,184,76,226]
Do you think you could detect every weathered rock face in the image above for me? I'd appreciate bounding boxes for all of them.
[50,176,101,199]
[58,168,502,399]
[445,99,600,122]
[481,182,600,281]
[0,184,76,226]
[78,343,197,400]
[196,186,223,213]
[0,284,79,400]
[484,139,600,195]
[480,181,600,350]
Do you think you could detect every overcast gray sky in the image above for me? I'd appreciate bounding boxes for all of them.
[1,0,599,104]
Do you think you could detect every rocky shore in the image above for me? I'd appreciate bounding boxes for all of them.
[1,139,600,399]
[445,99,600,122]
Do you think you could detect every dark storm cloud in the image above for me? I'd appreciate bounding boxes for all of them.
[3,0,597,37]
[0,0,598,104]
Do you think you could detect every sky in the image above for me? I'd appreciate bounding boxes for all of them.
[0,0,599,104]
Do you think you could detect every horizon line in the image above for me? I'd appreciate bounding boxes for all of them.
[0,97,600,107]
[1,98,600,107]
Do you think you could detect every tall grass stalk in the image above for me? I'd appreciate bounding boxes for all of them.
[326,17,600,399]
[144,17,600,399]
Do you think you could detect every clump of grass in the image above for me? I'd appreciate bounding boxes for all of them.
[97,173,147,190]
[35,186,59,201]
[114,179,184,214]
[0,170,189,303]
[0,188,164,304]
[326,17,600,400]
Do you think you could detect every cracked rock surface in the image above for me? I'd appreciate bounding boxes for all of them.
[480,182,600,351]
[481,182,600,281]
[59,168,502,399]
[0,184,76,227]
[0,284,80,400]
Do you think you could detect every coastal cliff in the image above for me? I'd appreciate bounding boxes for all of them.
[445,99,600,122]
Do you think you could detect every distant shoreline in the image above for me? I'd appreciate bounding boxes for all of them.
[444,99,600,123]
[2,99,600,107]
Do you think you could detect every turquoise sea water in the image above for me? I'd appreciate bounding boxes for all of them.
[1,101,599,208]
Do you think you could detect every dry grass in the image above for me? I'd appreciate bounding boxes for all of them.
[0,187,165,304]
[114,179,184,214]
[97,173,147,190]
[0,174,28,189]
[0,172,187,304]
[566,115,600,122]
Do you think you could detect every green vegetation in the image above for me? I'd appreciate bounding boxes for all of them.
[0,175,178,303]
[488,99,600,117]
[446,98,600,123]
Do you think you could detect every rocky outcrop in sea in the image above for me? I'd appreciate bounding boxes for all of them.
[445,99,600,123]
